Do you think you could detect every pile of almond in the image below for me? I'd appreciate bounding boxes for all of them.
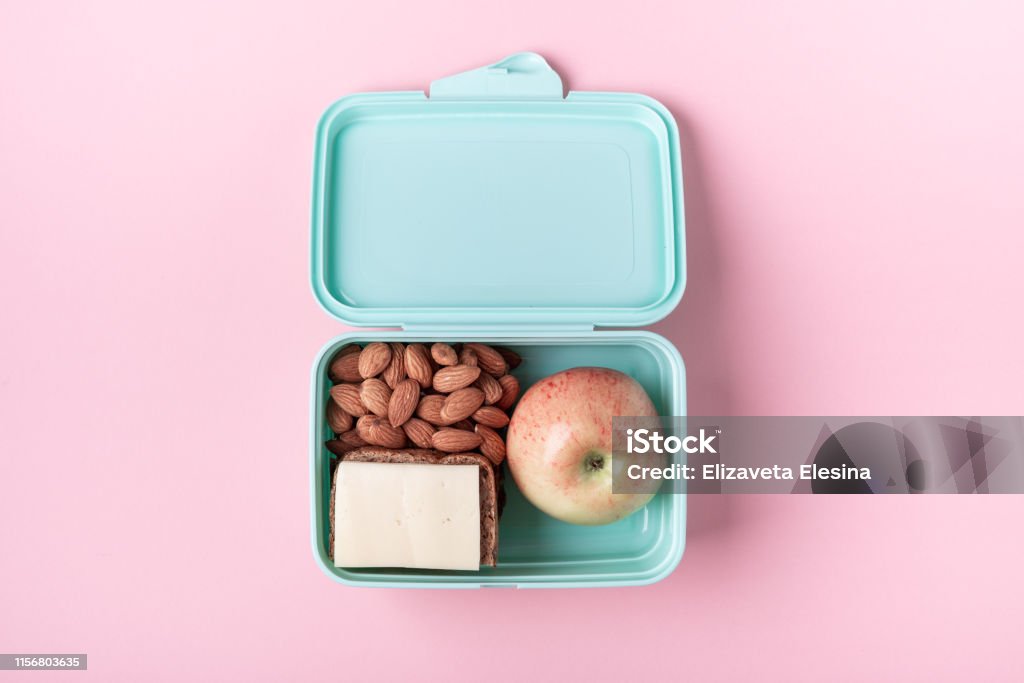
[324,342,521,466]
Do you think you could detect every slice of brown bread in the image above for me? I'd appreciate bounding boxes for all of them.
[329,448,498,567]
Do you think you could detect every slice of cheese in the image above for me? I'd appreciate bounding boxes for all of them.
[333,461,480,570]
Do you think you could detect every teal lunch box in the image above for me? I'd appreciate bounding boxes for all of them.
[309,53,687,588]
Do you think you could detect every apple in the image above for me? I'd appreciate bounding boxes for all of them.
[506,367,658,525]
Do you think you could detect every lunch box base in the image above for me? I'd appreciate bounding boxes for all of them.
[310,331,686,589]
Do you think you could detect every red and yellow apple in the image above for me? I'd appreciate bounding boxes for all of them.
[506,367,658,525]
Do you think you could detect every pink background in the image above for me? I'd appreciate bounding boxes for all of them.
[2,1,1023,680]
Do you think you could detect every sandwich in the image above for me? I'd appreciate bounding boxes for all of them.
[330,448,500,568]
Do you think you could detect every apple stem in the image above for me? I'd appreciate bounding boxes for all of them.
[584,451,605,472]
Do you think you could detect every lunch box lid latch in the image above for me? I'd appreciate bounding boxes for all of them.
[429,52,564,101]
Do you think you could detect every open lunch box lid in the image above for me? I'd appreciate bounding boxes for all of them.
[311,53,686,328]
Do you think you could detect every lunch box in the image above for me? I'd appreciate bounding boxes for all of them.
[309,53,687,588]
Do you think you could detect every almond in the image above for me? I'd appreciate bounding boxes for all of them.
[359,378,392,417]
[325,400,353,433]
[440,387,485,423]
[404,343,434,389]
[432,428,482,453]
[451,419,475,431]
[474,372,503,405]
[330,383,367,417]
[472,405,509,429]
[329,351,362,383]
[431,342,458,366]
[497,374,520,411]
[358,342,392,379]
[381,342,406,389]
[416,394,448,426]
[432,364,481,393]
[464,343,507,376]
[337,429,368,448]
[475,424,506,465]
[458,347,478,367]
[325,429,367,455]
[495,346,522,369]
[324,439,349,456]
[337,343,362,356]
[388,378,420,427]
[402,417,436,449]
[356,415,407,449]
